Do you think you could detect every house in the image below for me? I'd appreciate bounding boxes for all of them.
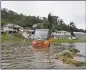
[13,24,22,32]
[3,24,16,34]
[3,23,22,34]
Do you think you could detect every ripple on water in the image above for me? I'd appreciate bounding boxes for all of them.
[1,42,86,69]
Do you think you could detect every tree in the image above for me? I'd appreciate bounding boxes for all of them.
[1,8,85,33]
[43,18,50,29]
[69,22,76,36]
[48,13,53,30]
[48,13,59,32]
[1,8,42,27]
[59,19,63,25]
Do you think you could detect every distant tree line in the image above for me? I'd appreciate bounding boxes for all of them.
[1,8,86,33]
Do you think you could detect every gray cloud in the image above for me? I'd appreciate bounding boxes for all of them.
[1,1,85,29]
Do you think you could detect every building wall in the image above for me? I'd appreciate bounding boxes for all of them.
[52,31,71,36]
[3,27,9,32]
[74,32,86,39]
[3,26,17,34]
[52,31,71,39]
[3,27,14,32]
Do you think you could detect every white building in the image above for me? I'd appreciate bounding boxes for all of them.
[3,23,22,34]
[52,31,71,36]
[21,29,34,39]
[3,24,16,33]
[52,31,71,39]
[74,32,86,39]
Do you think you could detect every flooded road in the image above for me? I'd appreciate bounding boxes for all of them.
[1,42,86,69]
[62,43,86,63]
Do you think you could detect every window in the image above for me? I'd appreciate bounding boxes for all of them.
[34,30,49,40]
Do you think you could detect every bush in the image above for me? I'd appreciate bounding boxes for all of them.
[61,52,73,59]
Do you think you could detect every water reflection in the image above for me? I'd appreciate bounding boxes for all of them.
[32,46,55,68]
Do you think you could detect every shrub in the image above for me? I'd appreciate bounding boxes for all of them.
[61,52,73,59]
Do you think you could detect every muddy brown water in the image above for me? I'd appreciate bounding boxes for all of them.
[1,42,86,69]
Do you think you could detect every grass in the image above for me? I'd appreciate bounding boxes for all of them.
[1,33,86,44]
[24,40,32,45]
[1,33,24,42]
[1,33,32,45]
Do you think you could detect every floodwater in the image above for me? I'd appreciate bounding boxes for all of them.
[62,43,86,63]
[62,43,86,56]
[1,42,86,69]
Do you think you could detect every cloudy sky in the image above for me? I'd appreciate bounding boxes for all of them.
[1,1,86,30]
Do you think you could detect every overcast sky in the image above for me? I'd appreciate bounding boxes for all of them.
[1,1,86,30]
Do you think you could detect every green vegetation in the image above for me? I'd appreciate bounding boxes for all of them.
[54,44,86,67]
[61,52,73,59]
[55,52,86,67]
[1,8,42,27]
[1,33,24,42]
[1,33,32,45]
[1,8,86,33]
[2,34,86,43]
